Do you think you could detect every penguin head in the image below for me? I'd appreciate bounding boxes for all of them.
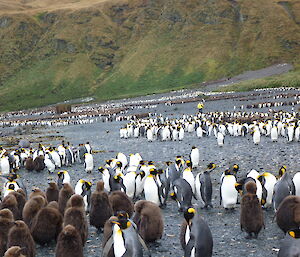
[234,182,243,195]
[116,161,122,168]
[279,166,287,177]
[106,159,112,165]
[7,173,18,182]
[138,170,146,178]
[117,211,131,229]
[165,161,172,166]
[186,160,192,168]
[224,169,231,176]
[139,160,145,166]
[98,166,105,173]
[148,161,154,166]
[175,158,182,166]
[84,181,92,190]
[232,164,239,173]
[288,228,300,239]
[170,191,176,200]
[191,146,196,150]
[113,174,122,182]
[206,163,216,171]
[257,173,266,184]
[184,207,196,223]
[149,168,157,176]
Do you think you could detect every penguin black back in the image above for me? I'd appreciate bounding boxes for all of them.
[89,181,112,230]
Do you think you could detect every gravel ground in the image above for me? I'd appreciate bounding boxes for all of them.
[1,89,300,257]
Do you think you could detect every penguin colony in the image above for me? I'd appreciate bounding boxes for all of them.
[0,89,299,256]
[1,141,300,257]
[119,110,300,145]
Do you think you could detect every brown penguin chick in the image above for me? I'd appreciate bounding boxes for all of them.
[63,195,88,246]
[58,183,74,215]
[46,182,59,202]
[103,216,118,257]
[29,188,47,200]
[0,194,19,220]
[90,181,113,231]
[9,190,26,220]
[132,200,164,242]
[4,246,26,257]
[22,195,47,228]
[276,195,300,233]
[240,181,264,239]
[109,191,134,217]
[25,157,34,171]
[48,201,59,210]
[33,155,45,172]
[245,180,257,194]
[30,201,63,245]
[0,209,14,256]
[55,224,83,257]
[7,220,36,257]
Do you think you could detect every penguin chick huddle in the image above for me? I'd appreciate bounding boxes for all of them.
[119,110,300,145]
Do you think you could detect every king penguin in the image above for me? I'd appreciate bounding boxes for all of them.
[190,146,200,169]
[278,228,300,257]
[75,179,92,212]
[220,169,238,209]
[143,168,164,207]
[57,170,71,189]
[195,163,216,208]
[182,160,195,194]
[293,172,300,196]
[84,153,94,173]
[257,172,277,208]
[180,207,213,257]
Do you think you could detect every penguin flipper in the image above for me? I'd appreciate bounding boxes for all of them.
[102,236,114,257]
[200,180,205,205]
[219,185,222,206]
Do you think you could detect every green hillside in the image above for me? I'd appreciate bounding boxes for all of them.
[0,0,299,111]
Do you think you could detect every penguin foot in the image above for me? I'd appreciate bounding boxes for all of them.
[245,234,252,239]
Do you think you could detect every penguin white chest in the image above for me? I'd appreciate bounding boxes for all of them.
[221,175,238,208]
[144,176,159,205]
[113,225,126,257]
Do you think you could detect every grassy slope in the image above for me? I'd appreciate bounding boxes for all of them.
[217,69,300,92]
[0,0,299,111]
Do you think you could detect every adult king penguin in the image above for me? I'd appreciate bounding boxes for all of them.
[195,163,216,208]
[190,146,200,169]
[220,169,238,209]
[180,207,213,257]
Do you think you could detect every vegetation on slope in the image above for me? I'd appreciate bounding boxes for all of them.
[0,0,299,111]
